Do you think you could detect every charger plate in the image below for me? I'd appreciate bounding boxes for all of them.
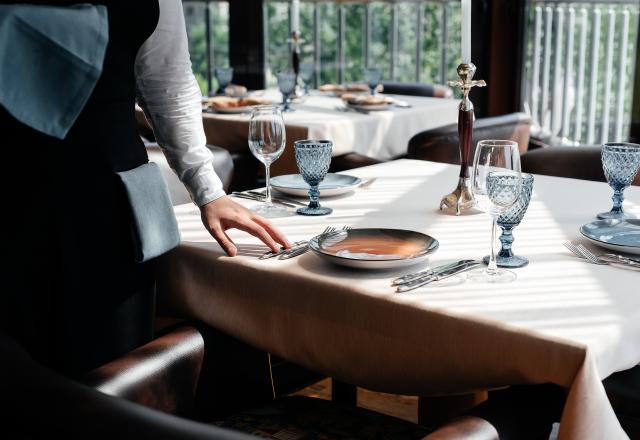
[309,228,439,269]
[271,173,362,197]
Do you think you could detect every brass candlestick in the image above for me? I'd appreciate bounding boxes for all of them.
[440,63,486,215]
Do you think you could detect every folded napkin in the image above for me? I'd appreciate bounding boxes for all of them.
[0,4,108,139]
[116,163,181,263]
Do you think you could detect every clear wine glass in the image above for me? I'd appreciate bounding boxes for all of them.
[468,140,522,283]
[248,106,290,218]
[277,71,297,112]
[363,68,382,95]
[299,63,315,95]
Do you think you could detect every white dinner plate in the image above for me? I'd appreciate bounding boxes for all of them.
[271,173,362,197]
[347,102,394,112]
[309,228,439,269]
[579,219,640,255]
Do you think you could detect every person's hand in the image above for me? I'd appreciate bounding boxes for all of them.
[200,195,290,256]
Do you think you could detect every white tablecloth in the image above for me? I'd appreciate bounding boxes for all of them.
[158,160,640,440]
[205,91,459,160]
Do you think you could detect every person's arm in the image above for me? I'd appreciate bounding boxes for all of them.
[134,0,289,255]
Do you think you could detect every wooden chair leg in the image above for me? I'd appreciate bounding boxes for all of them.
[331,379,357,406]
[418,391,488,427]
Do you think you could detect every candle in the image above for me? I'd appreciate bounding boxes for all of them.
[461,0,472,64]
[291,0,300,33]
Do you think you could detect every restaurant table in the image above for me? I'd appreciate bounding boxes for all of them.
[158,159,640,440]
[137,92,458,175]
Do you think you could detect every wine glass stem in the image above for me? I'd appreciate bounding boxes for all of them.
[611,188,624,214]
[264,164,273,207]
[488,217,499,274]
[308,184,320,209]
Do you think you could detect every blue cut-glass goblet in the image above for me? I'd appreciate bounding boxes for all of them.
[277,71,297,112]
[598,143,640,220]
[214,67,233,95]
[483,173,534,268]
[294,140,333,216]
[363,68,382,95]
[299,63,314,95]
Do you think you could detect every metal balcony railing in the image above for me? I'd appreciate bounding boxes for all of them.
[264,0,461,88]
[521,0,640,145]
[183,0,230,95]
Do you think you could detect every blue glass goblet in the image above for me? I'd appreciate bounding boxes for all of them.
[294,140,333,216]
[483,173,534,268]
[299,63,314,95]
[214,67,233,95]
[363,68,382,95]
[598,143,640,220]
[277,71,297,112]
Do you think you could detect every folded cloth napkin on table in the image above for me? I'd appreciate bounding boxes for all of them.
[0,4,108,139]
[116,163,181,263]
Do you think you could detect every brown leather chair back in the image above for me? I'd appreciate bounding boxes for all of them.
[521,145,640,186]
[84,326,206,417]
[381,81,453,98]
[407,113,531,165]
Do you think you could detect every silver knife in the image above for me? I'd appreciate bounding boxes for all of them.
[396,261,481,293]
[392,260,476,286]
[246,190,307,207]
[231,193,297,208]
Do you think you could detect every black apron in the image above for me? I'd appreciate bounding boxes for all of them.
[0,0,161,377]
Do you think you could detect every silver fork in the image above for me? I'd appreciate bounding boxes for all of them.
[564,242,640,268]
[280,226,351,260]
[563,242,607,265]
[576,244,640,268]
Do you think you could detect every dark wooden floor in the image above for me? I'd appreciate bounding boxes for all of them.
[293,378,419,423]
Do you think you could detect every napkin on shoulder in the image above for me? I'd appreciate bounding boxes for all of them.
[0,4,108,139]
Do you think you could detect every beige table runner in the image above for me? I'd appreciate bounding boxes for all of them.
[158,160,640,439]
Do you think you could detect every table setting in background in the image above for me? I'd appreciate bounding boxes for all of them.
[183,64,458,169]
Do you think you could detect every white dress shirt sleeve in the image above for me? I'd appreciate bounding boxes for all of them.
[134,0,225,207]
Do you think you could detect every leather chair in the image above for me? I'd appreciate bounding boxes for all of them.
[407,113,532,165]
[0,324,500,440]
[381,81,454,98]
[521,145,640,186]
[144,141,235,205]
[603,366,640,439]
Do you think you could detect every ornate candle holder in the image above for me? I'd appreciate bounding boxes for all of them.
[290,31,301,93]
[440,63,487,215]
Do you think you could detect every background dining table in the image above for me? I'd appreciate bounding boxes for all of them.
[137,91,458,175]
[157,159,640,440]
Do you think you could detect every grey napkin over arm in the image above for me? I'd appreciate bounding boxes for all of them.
[117,163,181,263]
[0,4,108,139]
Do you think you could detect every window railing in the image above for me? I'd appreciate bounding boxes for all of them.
[521,0,640,145]
[264,0,461,88]
[183,0,230,95]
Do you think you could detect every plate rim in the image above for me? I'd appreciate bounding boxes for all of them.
[309,228,439,262]
[579,220,640,249]
[271,173,363,191]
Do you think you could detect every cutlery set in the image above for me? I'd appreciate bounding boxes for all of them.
[392,260,482,293]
